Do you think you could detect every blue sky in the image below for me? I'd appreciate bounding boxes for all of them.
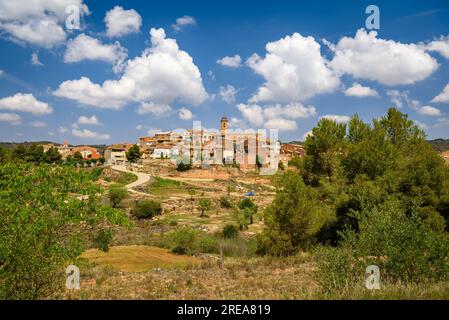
[0,0,449,144]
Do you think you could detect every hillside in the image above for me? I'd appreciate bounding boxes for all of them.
[428,139,449,152]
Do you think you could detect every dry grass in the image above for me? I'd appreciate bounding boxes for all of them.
[70,253,319,300]
[82,245,201,272]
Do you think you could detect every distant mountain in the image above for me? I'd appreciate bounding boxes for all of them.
[0,141,107,155]
[427,139,449,152]
[285,141,304,145]
[0,141,56,149]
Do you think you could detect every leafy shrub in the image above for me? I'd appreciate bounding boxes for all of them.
[131,200,162,219]
[90,167,104,181]
[222,224,239,239]
[176,162,192,172]
[108,184,128,208]
[219,196,232,209]
[170,227,197,254]
[92,229,113,253]
[199,198,212,217]
[314,204,449,291]
[197,237,219,254]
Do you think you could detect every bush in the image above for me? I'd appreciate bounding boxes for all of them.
[314,204,449,291]
[92,229,113,253]
[108,184,128,208]
[197,237,219,254]
[131,200,162,219]
[90,167,104,181]
[199,198,212,217]
[222,224,239,239]
[176,161,191,172]
[219,196,232,209]
[170,227,197,254]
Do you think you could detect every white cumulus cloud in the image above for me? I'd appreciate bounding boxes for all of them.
[247,32,339,103]
[72,128,110,140]
[31,52,43,66]
[137,102,172,116]
[219,85,238,104]
[330,29,438,86]
[217,55,242,68]
[77,115,101,125]
[320,114,351,124]
[0,112,21,125]
[105,6,142,38]
[64,34,128,73]
[344,83,378,97]
[54,28,207,109]
[0,93,52,114]
[417,105,441,117]
[178,108,192,120]
[0,0,89,48]
[425,35,449,59]
[431,83,449,103]
[237,102,316,131]
[172,16,196,32]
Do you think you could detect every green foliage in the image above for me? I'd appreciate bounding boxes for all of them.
[170,227,197,254]
[303,118,346,184]
[90,167,104,181]
[235,197,257,227]
[0,146,10,163]
[126,144,141,163]
[108,184,128,208]
[0,162,128,299]
[45,146,62,164]
[176,161,192,172]
[278,160,285,170]
[131,200,162,219]
[93,229,113,253]
[25,144,45,164]
[199,198,212,217]
[256,171,336,256]
[219,196,232,208]
[222,224,239,239]
[73,151,83,161]
[315,204,449,291]
[288,156,302,169]
[188,187,196,201]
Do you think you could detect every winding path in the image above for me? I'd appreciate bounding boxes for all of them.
[111,165,151,194]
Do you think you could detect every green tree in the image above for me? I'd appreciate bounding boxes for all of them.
[126,144,141,163]
[303,118,346,184]
[256,171,335,256]
[45,146,62,164]
[25,144,45,164]
[237,198,257,224]
[12,144,26,160]
[187,187,196,201]
[199,198,212,217]
[73,151,83,162]
[0,146,10,163]
[108,184,128,208]
[0,162,128,299]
